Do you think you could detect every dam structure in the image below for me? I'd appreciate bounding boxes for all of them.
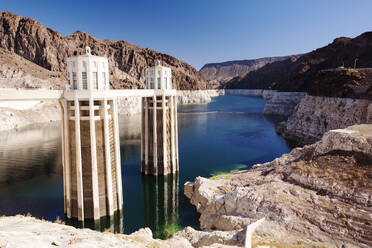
[141,61,179,175]
[0,47,179,225]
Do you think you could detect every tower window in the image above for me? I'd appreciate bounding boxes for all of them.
[82,72,87,89]
[73,72,77,89]
[92,72,98,89]
[102,72,106,89]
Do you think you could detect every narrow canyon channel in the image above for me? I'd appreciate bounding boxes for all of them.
[0,95,291,238]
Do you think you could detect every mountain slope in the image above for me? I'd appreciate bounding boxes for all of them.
[0,11,206,90]
[226,32,372,99]
[200,56,293,88]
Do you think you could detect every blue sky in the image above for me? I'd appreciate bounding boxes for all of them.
[2,0,372,69]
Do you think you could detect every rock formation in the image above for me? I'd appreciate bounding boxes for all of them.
[0,11,206,90]
[184,124,372,248]
[177,90,223,104]
[200,56,293,88]
[226,32,372,99]
[277,95,372,144]
[262,92,307,119]
[0,215,193,248]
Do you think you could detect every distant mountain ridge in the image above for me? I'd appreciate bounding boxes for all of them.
[0,11,206,90]
[225,32,372,99]
[199,55,294,88]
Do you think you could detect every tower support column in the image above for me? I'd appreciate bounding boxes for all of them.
[74,95,84,221]
[103,97,114,216]
[89,96,100,220]
[112,98,123,209]
[141,92,178,175]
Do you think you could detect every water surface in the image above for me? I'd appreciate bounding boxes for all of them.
[0,95,290,237]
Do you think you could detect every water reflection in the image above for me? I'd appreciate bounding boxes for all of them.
[142,174,179,239]
[65,210,124,233]
[0,122,62,185]
[0,122,63,219]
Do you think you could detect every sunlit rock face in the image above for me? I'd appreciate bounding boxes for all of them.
[279,95,372,143]
[177,90,223,104]
[262,92,307,118]
[184,124,372,248]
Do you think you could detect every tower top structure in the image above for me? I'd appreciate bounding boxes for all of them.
[66,46,109,91]
[145,60,172,90]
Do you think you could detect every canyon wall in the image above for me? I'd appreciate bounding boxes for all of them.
[200,56,292,88]
[277,95,372,143]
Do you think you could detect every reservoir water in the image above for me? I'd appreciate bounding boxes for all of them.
[0,95,290,238]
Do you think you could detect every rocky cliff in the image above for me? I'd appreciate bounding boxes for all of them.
[184,124,372,248]
[226,32,372,99]
[200,56,292,88]
[277,95,372,144]
[0,11,206,90]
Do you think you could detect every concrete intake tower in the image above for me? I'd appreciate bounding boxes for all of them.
[60,47,123,222]
[141,61,179,175]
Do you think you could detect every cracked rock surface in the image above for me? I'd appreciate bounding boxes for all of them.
[184,125,372,248]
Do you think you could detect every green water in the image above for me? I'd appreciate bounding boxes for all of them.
[0,95,290,237]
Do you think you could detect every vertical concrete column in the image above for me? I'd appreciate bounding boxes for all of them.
[112,98,123,209]
[59,100,67,215]
[103,97,114,216]
[89,96,100,220]
[62,100,72,218]
[141,98,144,167]
[170,95,176,173]
[162,94,167,172]
[174,95,179,171]
[145,98,149,167]
[74,95,84,221]
[153,95,158,175]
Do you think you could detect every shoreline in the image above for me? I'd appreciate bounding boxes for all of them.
[184,124,372,247]
[1,89,371,144]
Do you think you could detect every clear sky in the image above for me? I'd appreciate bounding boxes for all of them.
[2,0,372,69]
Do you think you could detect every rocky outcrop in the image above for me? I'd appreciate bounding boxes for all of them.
[177,90,223,104]
[0,216,193,248]
[184,124,372,248]
[0,101,60,132]
[200,56,293,88]
[0,11,206,90]
[175,226,246,247]
[0,215,259,248]
[278,95,372,143]
[226,32,372,98]
[262,92,307,118]
[0,48,65,90]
